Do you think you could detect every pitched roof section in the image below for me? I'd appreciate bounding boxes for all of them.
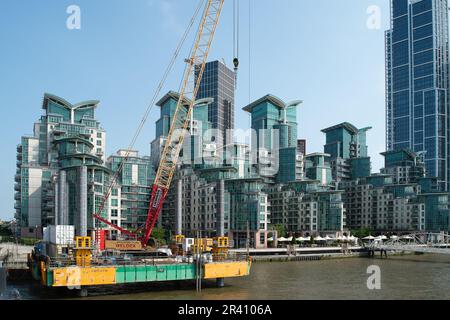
[42,93,100,111]
[242,94,287,113]
[156,91,191,107]
[380,148,418,159]
[321,122,372,135]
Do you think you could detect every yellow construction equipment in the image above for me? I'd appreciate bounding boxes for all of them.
[192,238,214,254]
[74,236,92,267]
[175,235,185,244]
[212,237,230,260]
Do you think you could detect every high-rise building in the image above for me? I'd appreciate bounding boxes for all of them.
[196,60,235,146]
[151,91,214,168]
[15,94,111,237]
[385,0,450,190]
[243,94,302,183]
[107,150,155,233]
[322,122,372,182]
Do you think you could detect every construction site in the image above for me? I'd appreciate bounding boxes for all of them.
[3,0,255,298]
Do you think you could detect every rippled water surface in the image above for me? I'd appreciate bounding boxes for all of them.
[5,254,450,300]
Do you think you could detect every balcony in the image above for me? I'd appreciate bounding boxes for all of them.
[17,145,22,152]
[17,153,22,161]
[44,191,55,199]
[14,193,21,201]
[16,161,21,168]
[14,183,21,191]
[44,201,55,208]
[14,174,21,182]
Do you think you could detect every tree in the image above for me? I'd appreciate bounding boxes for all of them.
[269,224,286,238]
[0,224,12,237]
[351,228,372,239]
[151,227,166,244]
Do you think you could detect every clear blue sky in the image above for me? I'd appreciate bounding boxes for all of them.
[0,0,390,220]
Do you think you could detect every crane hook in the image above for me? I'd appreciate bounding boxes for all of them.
[233,58,239,86]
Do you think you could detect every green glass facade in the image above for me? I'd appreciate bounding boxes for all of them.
[15,94,110,236]
[107,151,155,230]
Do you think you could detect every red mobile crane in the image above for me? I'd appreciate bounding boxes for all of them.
[93,0,226,247]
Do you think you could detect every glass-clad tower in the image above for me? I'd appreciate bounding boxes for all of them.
[386,0,450,190]
[196,60,235,147]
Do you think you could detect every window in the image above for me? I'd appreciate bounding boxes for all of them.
[414,50,433,65]
[394,117,410,142]
[414,37,433,53]
[414,24,433,40]
[393,16,409,42]
[414,63,433,78]
[393,65,409,91]
[413,11,432,28]
[414,76,434,90]
[424,116,436,137]
[393,41,409,66]
[393,91,410,117]
[393,0,407,17]
[96,140,102,146]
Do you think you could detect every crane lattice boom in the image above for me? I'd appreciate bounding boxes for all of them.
[143,0,225,245]
[91,0,226,247]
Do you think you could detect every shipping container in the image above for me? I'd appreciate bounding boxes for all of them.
[47,225,75,245]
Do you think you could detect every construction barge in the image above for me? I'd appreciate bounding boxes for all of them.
[28,236,252,297]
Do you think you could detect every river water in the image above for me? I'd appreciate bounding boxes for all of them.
[4,254,450,300]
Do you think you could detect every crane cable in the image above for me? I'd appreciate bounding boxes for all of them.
[94,0,206,235]
[248,0,252,128]
[248,0,252,104]
[233,0,239,84]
